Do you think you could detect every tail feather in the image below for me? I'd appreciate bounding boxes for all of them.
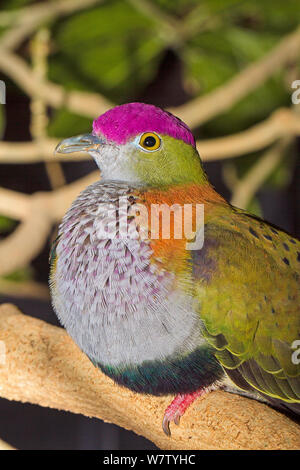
[265,397,300,417]
[225,368,300,419]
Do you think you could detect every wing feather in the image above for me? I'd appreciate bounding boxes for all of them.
[194,207,300,406]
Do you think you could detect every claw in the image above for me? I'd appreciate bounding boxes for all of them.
[162,411,180,436]
[162,389,208,436]
[174,414,181,426]
[162,415,171,437]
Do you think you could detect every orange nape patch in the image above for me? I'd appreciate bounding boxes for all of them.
[140,183,225,207]
[135,183,225,275]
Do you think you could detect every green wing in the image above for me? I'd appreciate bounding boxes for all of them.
[193,206,300,405]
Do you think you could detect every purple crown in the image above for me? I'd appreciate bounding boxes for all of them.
[92,103,195,147]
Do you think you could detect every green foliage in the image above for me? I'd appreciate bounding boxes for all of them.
[1,0,35,9]
[0,215,16,234]
[3,266,33,282]
[265,149,295,189]
[246,197,263,218]
[49,0,164,102]
[48,109,91,138]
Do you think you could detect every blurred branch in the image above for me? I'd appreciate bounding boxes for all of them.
[0,196,52,276]
[0,2,112,117]
[0,48,112,118]
[1,107,300,163]
[0,188,32,220]
[30,29,50,141]
[0,139,68,163]
[230,137,292,208]
[200,107,300,160]
[1,18,299,127]
[127,0,182,47]
[0,279,50,301]
[0,438,15,450]
[0,0,103,50]
[0,171,98,221]
[0,304,299,450]
[171,25,300,127]
[0,171,99,275]
[30,28,65,189]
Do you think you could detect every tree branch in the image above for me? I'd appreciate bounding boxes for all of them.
[0,171,99,222]
[0,171,100,276]
[0,279,49,301]
[1,107,300,163]
[171,25,300,127]
[0,196,52,276]
[0,438,15,450]
[230,137,292,208]
[0,303,299,450]
[1,22,300,126]
[0,48,112,118]
[0,0,103,51]
[200,107,300,160]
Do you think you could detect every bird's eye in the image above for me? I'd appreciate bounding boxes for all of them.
[139,132,161,151]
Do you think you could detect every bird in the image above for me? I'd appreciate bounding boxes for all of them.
[51,102,300,436]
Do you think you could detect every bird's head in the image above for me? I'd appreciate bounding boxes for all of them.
[56,102,207,187]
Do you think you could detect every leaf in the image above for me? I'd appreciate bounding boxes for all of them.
[264,149,295,189]
[3,266,33,282]
[48,109,91,138]
[1,0,35,9]
[246,197,263,218]
[49,0,165,102]
[0,215,16,233]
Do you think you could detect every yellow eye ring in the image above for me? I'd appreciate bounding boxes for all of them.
[139,132,161,151]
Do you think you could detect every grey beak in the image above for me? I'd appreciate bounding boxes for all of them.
[55,133,104,154]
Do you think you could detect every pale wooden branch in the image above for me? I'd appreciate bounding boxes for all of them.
[1,23,300,126]
[0,279,50,300]
[0,171,99,276]
[0,2,112,116]
[0,0,103,51]
[1,107,300,164]
[0,187,32,220]
[0,438,15,450]
[0,303,299,450]
[30,27,66,189]
[0,171,99,222]
[0,139,88,163]
[171,25,300,127]
[230,137,292,208]
[127,0,182,47]
[30,29,50,141]
[0,196,52,276]
[200,108,300,160]
[0,48,112,118]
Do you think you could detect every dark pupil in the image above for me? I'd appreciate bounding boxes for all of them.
[144,136,157,147]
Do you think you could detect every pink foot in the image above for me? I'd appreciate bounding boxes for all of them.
[162,389,207,436]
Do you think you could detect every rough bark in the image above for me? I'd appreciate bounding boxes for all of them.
[0,303,299,450]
